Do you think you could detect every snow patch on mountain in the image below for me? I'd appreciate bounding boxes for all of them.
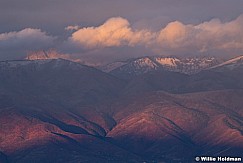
[154,57,180,67]
[133,58,158,70]
[102,56,220,75]
[211,55,243,70]
[26,49,69,60]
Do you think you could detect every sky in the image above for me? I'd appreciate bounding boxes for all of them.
[1,0,243,64]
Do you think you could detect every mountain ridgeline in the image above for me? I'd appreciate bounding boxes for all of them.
[101,56,243,94]
[0,56,243,163]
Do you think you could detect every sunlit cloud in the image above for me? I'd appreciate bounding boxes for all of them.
[1,15,243,62]
[69,15,243,56]
[70,17,132,48]
[69,17,155,49]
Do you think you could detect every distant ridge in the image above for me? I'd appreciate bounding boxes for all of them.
[100,56,221,76]
[210,55,243,70]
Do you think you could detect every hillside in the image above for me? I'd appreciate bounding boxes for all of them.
[0,57,243,162]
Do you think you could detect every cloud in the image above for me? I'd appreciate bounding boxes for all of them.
[196,15,243,51]
[65,25,80,31]
[0,28,55,59]
[156,14,243,55]
[0,28,54,48]
[1,14,243,61]
[69,15,243,56]
[69,17,154,49]
[70,17,132,48]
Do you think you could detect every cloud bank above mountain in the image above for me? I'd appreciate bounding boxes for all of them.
[69,15,243,56]
[0,28,55,59]
[1,14,243,62]
[69,17,154,48]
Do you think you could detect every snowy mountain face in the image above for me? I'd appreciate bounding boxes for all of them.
[101,56,220,77]
[211,55,243,70]
[26,49,69,60]
[115,57,159,75]
[153,57,218,74]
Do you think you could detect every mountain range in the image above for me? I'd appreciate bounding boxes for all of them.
[0,55,243,163]
[100,56,221,77]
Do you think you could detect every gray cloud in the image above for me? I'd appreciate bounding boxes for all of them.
[0,28,55,60]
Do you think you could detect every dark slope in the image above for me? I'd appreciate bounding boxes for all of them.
[0,59,137,162]
[0,59,124,107]
[0,57,243,162]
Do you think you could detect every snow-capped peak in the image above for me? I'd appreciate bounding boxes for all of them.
[26,49,69,60]
[101,56,221,75]
[133,57,158,69]
[154,57,180,67]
